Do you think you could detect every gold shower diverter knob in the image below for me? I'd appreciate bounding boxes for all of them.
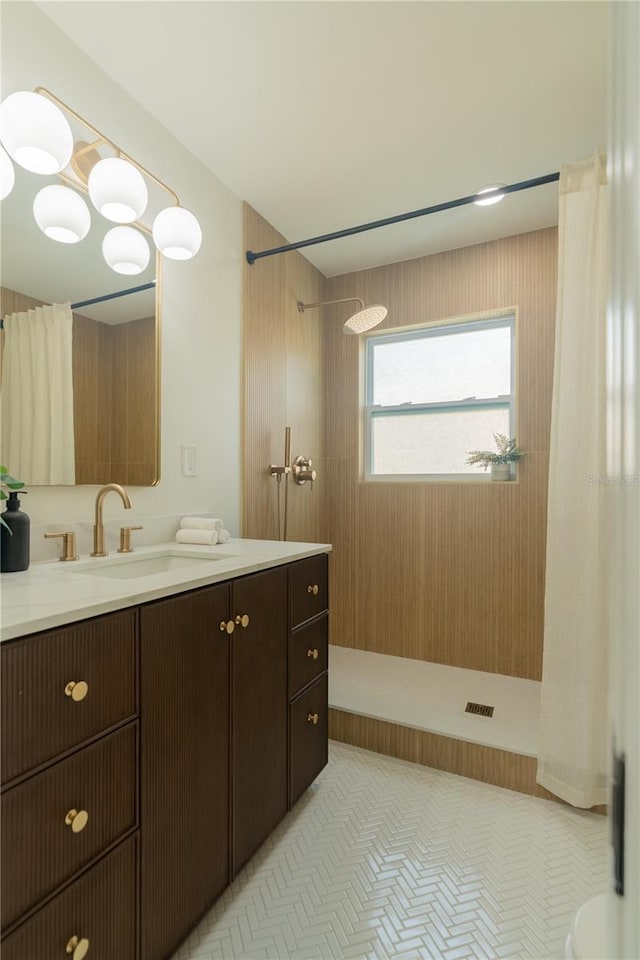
[66,935,90,959]
[234,614,250,628]
[307,584,319,596]
[65,808,89,833]
[307,712,319,725]
[64,680,89,702]
[307,648,319,660]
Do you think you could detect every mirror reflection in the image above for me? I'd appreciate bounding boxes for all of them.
[1,158,160,487]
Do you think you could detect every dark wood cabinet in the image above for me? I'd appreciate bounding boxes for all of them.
[231,567,288,874]
[288,556,329,809]
[1,836,137,960]
[1,723,137,929]
[290,674,329,806]
[140,583,230,960]
[1,551,329,960]
[1,609,137,785]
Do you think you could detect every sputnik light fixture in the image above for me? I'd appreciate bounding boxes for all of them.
[0,87,203,273]
[297,297,388,335]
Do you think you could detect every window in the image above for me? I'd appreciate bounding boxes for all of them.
[364,314,515,479]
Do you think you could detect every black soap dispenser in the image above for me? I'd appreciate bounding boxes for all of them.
[1,491,30,572]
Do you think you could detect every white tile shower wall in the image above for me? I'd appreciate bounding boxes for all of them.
[1,4,243,531]
[174,742,608,960]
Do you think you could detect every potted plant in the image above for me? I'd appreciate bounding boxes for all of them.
[466,433,524,481]
[1,466,25,530]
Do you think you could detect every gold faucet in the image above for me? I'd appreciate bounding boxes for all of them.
[91,483,132,557]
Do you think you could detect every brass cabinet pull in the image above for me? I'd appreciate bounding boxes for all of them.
[65,808,89,833]
[219,620,235,634]
[66,936,90,959]
[307,712,319,725]
[307,584,319,596]
[234,614,250,628]
[307,648,319,660]
[64,680,89,702]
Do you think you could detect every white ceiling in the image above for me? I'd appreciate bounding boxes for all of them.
[36,1,607,278]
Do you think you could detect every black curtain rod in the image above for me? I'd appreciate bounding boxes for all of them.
[245,172,560,265]
[0,281,156,328]
[71,280,156,310]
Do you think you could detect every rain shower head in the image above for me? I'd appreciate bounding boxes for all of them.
[297,297,387,335]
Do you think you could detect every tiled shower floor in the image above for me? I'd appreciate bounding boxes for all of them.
[173,742,608,960]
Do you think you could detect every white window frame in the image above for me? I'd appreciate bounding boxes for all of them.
[363,312,516,482]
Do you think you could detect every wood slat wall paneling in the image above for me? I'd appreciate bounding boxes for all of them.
[325,228,558,680]
[242,204,329,544]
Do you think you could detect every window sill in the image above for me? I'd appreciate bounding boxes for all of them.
[361,473,520,485]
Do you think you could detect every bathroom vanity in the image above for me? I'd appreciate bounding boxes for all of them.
[0,539,330,960]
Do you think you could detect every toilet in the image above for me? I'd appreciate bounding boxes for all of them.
[564,893,611,959]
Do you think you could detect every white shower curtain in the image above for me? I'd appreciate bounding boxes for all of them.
[537,152,609,808]
[1,302,76,485]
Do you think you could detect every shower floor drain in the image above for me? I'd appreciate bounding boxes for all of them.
[465,701,494,718]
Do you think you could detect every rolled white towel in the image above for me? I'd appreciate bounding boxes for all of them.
[176,529,219,546]
[218,529,231,544]
[180,517,223,533]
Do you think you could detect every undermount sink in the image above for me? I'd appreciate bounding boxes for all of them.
[75,551,232,580]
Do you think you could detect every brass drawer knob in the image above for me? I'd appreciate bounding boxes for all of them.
[307,648,319,660]
[64,680,89,702]
[307,712,319,725]
[234,614,250,628]
[307,584,319,596]
[65,808,89,833]
[66,936,90,959]
[219,620,235,634]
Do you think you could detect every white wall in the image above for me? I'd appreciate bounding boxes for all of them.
[1,2,243,533]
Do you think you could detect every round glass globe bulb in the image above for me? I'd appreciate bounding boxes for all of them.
[0,91,73,175]
[152,206,202,260]
[88,157,148,223]
[0,145,15,200]
[102,225,150,275]
[33,185,91,244]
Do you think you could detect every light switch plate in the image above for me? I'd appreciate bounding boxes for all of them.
[182,444,197,477]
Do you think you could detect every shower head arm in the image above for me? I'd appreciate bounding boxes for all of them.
[297,297,365,314]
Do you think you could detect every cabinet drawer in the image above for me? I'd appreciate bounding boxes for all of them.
[1,723,137,930]
[289,674,328,807]
[1,610,137,785]
[289,555,328,628]
[289,615,328,699]
[1,835,137,960]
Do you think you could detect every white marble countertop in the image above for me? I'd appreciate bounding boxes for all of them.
[1,539,331,642]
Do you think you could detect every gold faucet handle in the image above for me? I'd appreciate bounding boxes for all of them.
[118,525,143,553]
[44,532,78,562]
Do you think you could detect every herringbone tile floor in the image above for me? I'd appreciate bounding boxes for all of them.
[173,742,608,960]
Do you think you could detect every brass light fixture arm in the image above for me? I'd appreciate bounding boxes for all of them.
[34,86,180,208]
[297,297,364,313]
